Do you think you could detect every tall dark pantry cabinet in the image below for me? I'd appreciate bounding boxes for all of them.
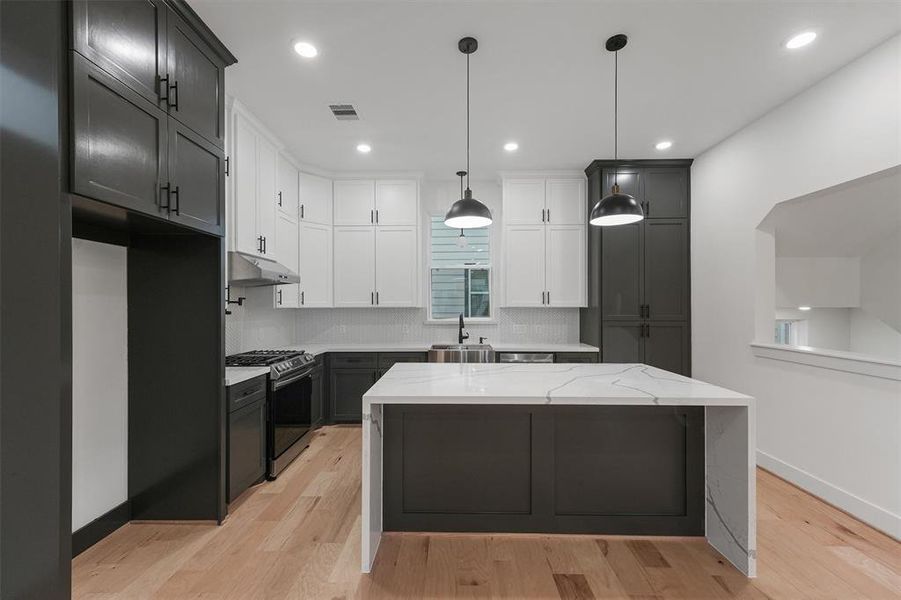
[580,160,692,375]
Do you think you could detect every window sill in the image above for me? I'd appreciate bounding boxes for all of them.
[424,319,498,326]
[750,342,901,381]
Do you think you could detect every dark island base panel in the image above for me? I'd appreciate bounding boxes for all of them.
[383,405,705,536]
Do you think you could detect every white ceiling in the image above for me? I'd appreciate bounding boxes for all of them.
[191,0,901,179]
[771,167,901,258]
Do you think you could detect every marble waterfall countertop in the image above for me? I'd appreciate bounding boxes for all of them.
[363,362,752,408]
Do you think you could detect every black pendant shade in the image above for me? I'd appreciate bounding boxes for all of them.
[590,34,644,227]
[445,36,492,229]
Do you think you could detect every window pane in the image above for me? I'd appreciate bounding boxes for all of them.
[470,292,490,318]
[431,216,489,267]
[431,268,466,320]
[430,216,491,319]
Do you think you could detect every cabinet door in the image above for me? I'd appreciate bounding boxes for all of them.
[167,118,224,236]
[71,54,168,218]
[333,227,376,307]
[375,226,418,307]
[166,10,224,146]
[299,221,333,307]
[644,323,690,376]
[601,221,643,320]
[601,323,643,364]
[546,224,585,307]
[228,399,265,502]
[503,179,546,225]
[273,214,299,308]
[299,172,332,225]
[231,113,258,255]
[545,179,585,225]
[329,368,375,422]
[644,220,688,321]
[643,169,688,218]
[276,153,299,219]
[375,180,418,225]
[311,368,323,426]
[603,169,641,201]
[72,0,167,106]
[256,137,278,258]
[504,225,546,307]
[333,180,375,226]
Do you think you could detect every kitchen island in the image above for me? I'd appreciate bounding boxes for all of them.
[362,363,756,576]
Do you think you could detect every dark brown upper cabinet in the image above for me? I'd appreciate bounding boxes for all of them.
[71,53,168,218]
[166,10,225,147]
[167,119,225,235]
[71,0,168,107]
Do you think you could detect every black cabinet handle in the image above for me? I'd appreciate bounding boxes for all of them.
[371,291,374,305]
[300,204,304,219]
[541,208,545,222]
[225,156,230,176]
[376,291,379,305]
[159,75,169,104]
[646,324,651,338]
[370,209,374,224]
[277,191,282,207]
[170,185,180,215]
[169,80,179,111]
[547,209,550,222]
[160,182,171,213]
[646,304,650,319]
[263,237,267,254]
[277,289,282,305]
[257,236,263,253]
[301,291,305,305]
[546,290,550,304]
[376,209,379,223]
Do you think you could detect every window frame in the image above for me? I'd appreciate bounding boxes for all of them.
[427,214,494,323]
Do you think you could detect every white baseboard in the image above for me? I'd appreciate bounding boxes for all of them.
[756,450,900,540]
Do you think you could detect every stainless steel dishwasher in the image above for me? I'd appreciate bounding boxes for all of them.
[497,352,554,363]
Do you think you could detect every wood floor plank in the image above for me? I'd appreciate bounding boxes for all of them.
[71,426,901,600]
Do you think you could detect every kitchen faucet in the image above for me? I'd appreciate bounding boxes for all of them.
[458,313,469,344]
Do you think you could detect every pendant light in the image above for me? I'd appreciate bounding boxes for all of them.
[589,34,644,227]
[454,171,469,248]
[444,37,492,229]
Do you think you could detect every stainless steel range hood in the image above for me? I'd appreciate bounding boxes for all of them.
[227,251,299,287]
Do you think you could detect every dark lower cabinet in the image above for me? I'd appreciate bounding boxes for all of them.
[71,53,167,218]
[167,119,224,235]
[602,322,689,375]
[329,367,376,423]
[311,361,324,427]
[377,351,427,378]
[554,352,599,363]
[228,397,266,502]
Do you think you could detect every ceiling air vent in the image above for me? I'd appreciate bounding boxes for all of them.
[329,104,359,120]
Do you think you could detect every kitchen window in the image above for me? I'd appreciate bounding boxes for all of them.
[429,216,491,320]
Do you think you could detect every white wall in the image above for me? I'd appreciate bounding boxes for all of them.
[72,239,128,531]
[860,229,901,332]
[775,257,860,308]
[692,35,901,537]
[775,307,852,351]
[849,308,901,360]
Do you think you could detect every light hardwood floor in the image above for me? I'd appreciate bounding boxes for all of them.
[73,425,901,599]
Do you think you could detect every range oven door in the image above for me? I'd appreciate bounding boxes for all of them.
[267,367,314,478]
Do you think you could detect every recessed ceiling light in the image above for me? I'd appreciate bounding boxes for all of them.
[655,140,673,151]
[503,142,519,152]
[785,31,816,50]
[293,41,318,58]
[356,143,371,153]
[798,306,812,311]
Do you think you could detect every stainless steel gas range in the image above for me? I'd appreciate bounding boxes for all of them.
[225,350,318,478]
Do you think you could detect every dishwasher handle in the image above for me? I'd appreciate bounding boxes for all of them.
[497,352,554,363]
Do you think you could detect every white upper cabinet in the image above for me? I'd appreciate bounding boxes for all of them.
[503,179,546,225]
[374,226,418,306]
[501,175,587,307]
[256,137,278,259]
[231,114,258,256]
[374,180,418,225]
[545,179,586,225]
[299,172,332,225]
[299,221,332,307]
[333,226,377,307]
[504,225,546,307]
[273,213,300,308]
[545,224,585,307]
[333,180,375,226]
[276,153,299,219]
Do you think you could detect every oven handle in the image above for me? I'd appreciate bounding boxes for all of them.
[270,368,314,391]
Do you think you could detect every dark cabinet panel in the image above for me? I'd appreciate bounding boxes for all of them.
[72,0,167,106]
[167,119,224,235]
[601,221,643,320]
[331,353,378,369]
[71,53,167,217]
[228,398,266,502]
[603,169,640,200]
[378,352,427,370]
[601,323,643,363]
[311,366,323,426]
[329,367,376,422]
[643,168,688,218]
[166,11,224,147]
[555,352,599,363]
[644,323,690,376]
[644,220,689,321]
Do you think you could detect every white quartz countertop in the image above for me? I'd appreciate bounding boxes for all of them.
[276,342,599,356]
[363,363,752,408]
[225,366,269,386]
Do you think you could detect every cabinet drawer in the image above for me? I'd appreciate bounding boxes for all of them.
[377,352,428,369]
[555,352,599,363]
[227,374,266,412]
[330,353,377,368]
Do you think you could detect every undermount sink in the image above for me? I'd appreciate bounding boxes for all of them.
[428,343,495,363]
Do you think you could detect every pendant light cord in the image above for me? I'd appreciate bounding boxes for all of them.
[613,49,619,187]
[466,53,471,189]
